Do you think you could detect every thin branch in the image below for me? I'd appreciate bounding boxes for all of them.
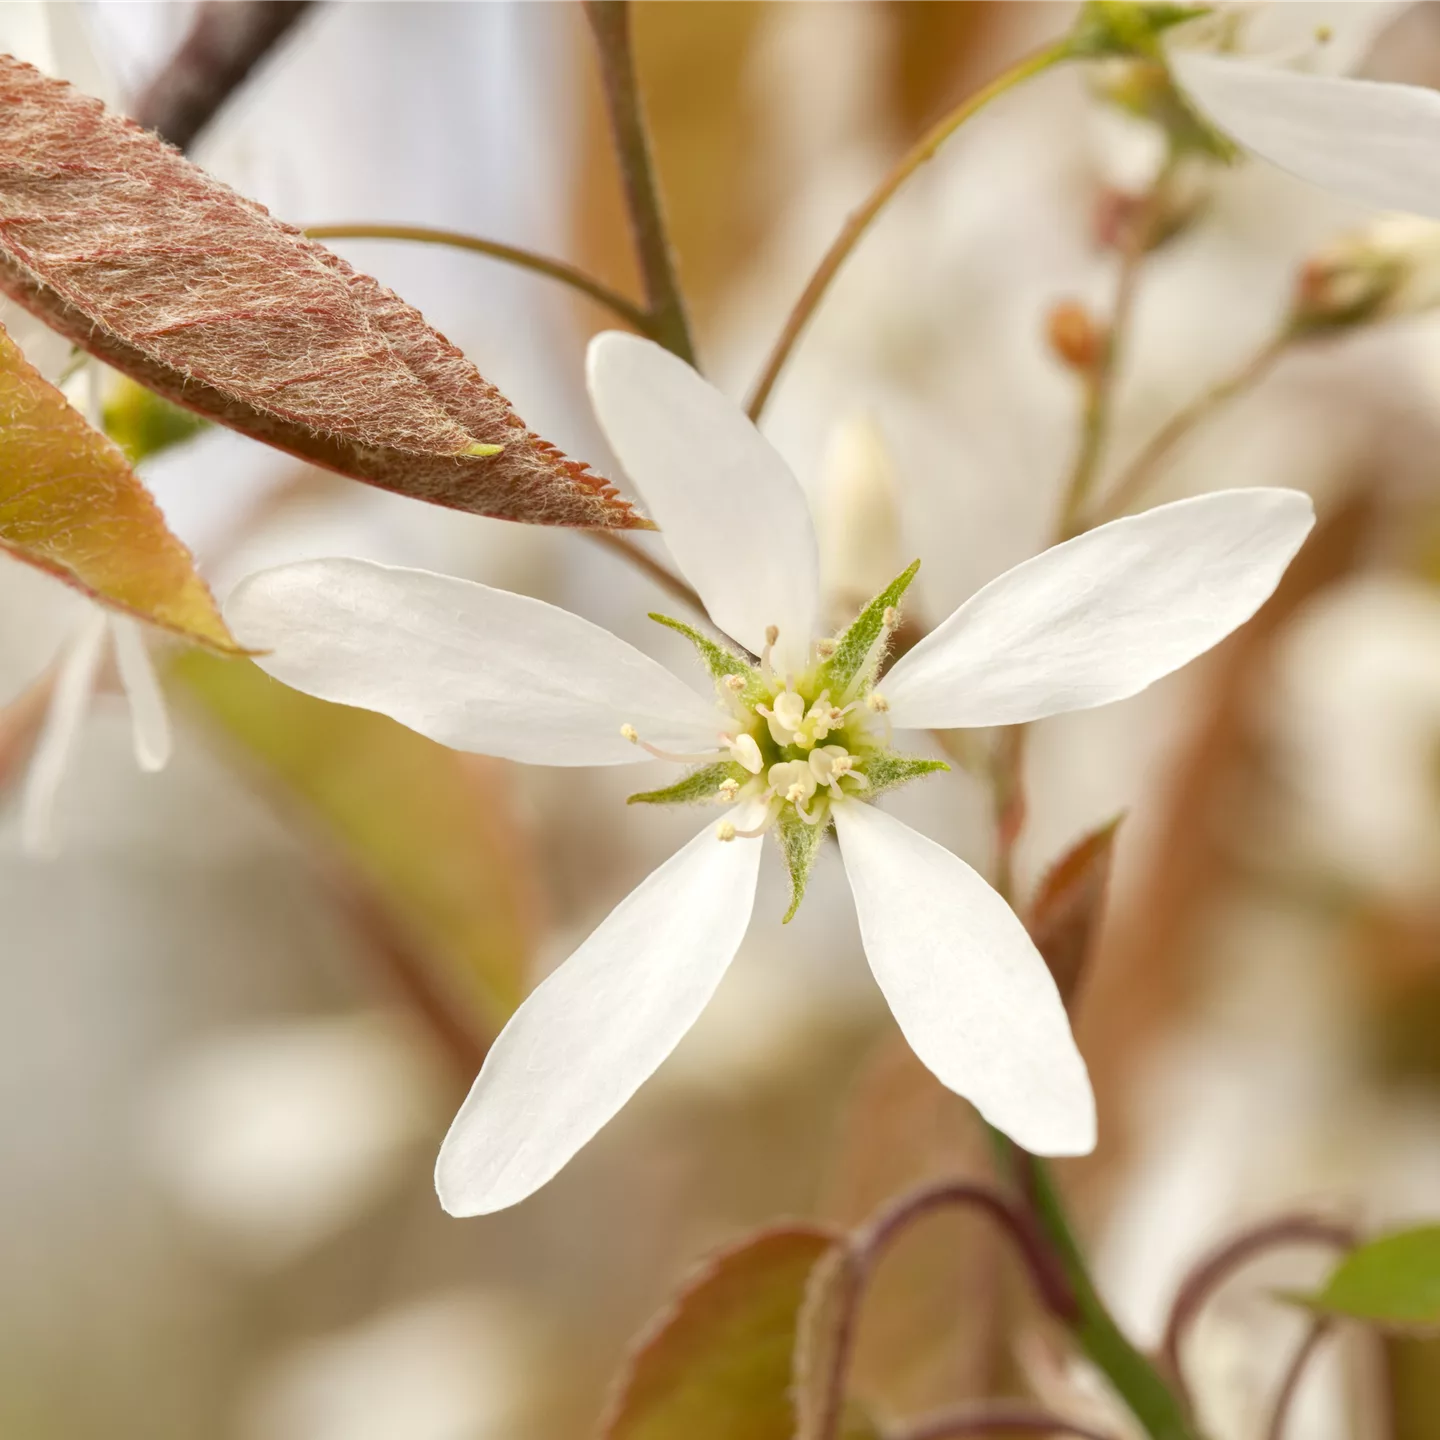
[303,223,654,335]
[1159,1214,1356,1409]
[894,1401,1123,1440]
[809,1179,1078,1440]
[582,0,696,365]
[1088,333,1291,527]
[132,1,313,151]
[588,530,703,615]
[1265,1317,1332,1440]
[1056,162,1182,538]
[746,39,1070,423]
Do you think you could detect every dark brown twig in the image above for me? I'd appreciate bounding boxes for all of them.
[1159,1214,1356,1409]
[893,1401,1122,1440]
[1265,1317,1333,1440]
[131,1,314,152]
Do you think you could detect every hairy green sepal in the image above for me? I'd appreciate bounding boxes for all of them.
[650,613,766,705]
[862,754,949,798]
[628,761,747,807]
[778,806,830,923]
[820,560,920,699]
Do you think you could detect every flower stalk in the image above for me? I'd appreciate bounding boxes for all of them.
[746,38,1073,422]
[583,0,697,366]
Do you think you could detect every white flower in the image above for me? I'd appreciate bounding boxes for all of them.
[226,332,1314,1217]
[1170,44,1440,220]
[20,601,172,858]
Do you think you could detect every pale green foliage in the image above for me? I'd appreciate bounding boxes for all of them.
[819,560,920,699]
[628,762,748,807]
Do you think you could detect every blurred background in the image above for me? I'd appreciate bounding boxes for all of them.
[3,2,1440,1437]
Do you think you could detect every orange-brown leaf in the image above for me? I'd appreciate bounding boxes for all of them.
[0,57,642,530]
[0,323,235,649]
[601,1225,843,1440]
[1028,817,1123,1010]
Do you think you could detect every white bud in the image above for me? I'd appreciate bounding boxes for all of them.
[819,415,904,615]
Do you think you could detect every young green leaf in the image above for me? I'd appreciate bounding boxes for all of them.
[628,762,746,807]
[102,374,208,464]
[0,322,236,651]
[601,1225,844,1440]
[778,807,830,922]
[0,57,641,530]
[1291,1227,1440,1330]
[821,560,920,699]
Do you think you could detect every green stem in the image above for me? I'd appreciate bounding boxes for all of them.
[746,38,1071,422]
[302,223,653,335]
[996,1139,1200,1440]
[583,0,697,365]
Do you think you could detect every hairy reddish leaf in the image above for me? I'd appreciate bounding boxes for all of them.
[1028,817,1123,1010]
[0,57,642,530]
[601,1225,843,1440]
[793,1243,881,1440]
[0,323,235,649]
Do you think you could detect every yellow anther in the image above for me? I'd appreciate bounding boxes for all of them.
[866,692,890,713]
[764,625,779,646]
[717,778,740,802]
[815,638,837,659]
[716,820,737,842]
[620,723,639,742]
[723,674,746,692]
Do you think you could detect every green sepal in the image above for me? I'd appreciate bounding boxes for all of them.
[859,753,949,798]
[628,761,747,807]
[650,613,766,705]
[778,805,830,923]
[1067,2,1209,59]
[820,560,920,700]
[102,375,209,464]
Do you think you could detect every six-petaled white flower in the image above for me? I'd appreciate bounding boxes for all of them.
[226,332,1314,1217]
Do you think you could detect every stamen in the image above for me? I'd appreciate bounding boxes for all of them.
[716,820,737,842]
[761,624,779,680]
[717,778,740,802]
[620,723,724,765]
[866,692,889,713]
[728,733,763,773]
[723,674,746,692]
[815,638,837,659]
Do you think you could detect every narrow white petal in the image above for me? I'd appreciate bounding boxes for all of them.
[882,489,1314,730]
[834,800,1095,1157]
[110,615,171,773]
[21,610,108,859]
[1172,52,1440,218]
[586,332,820,672]
[226,558,726,766]
[436,818,763,1215]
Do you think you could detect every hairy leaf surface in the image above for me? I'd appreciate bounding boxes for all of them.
[0,58,641,529]
[0,323,234,648]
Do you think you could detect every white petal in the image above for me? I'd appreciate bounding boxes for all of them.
[586,332,820,672]
[1172,52,1440,218]
[21,610,108,859]
[110,615,172,773]
[226,558,725,766]
[435,817,763,1215]
[881,489,1314,730]
[833,800,1094,1156]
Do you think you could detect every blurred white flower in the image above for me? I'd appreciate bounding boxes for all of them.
[143,1011,445,1268]
[226,333,1314,1216]
[818,414,905,623]
[242,1292,534,1440]
[1270,574,1440,899]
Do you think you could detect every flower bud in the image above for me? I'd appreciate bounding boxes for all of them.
[1046,300,1105,373]
[819,415,904,621]
[1288,215,1440,335]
